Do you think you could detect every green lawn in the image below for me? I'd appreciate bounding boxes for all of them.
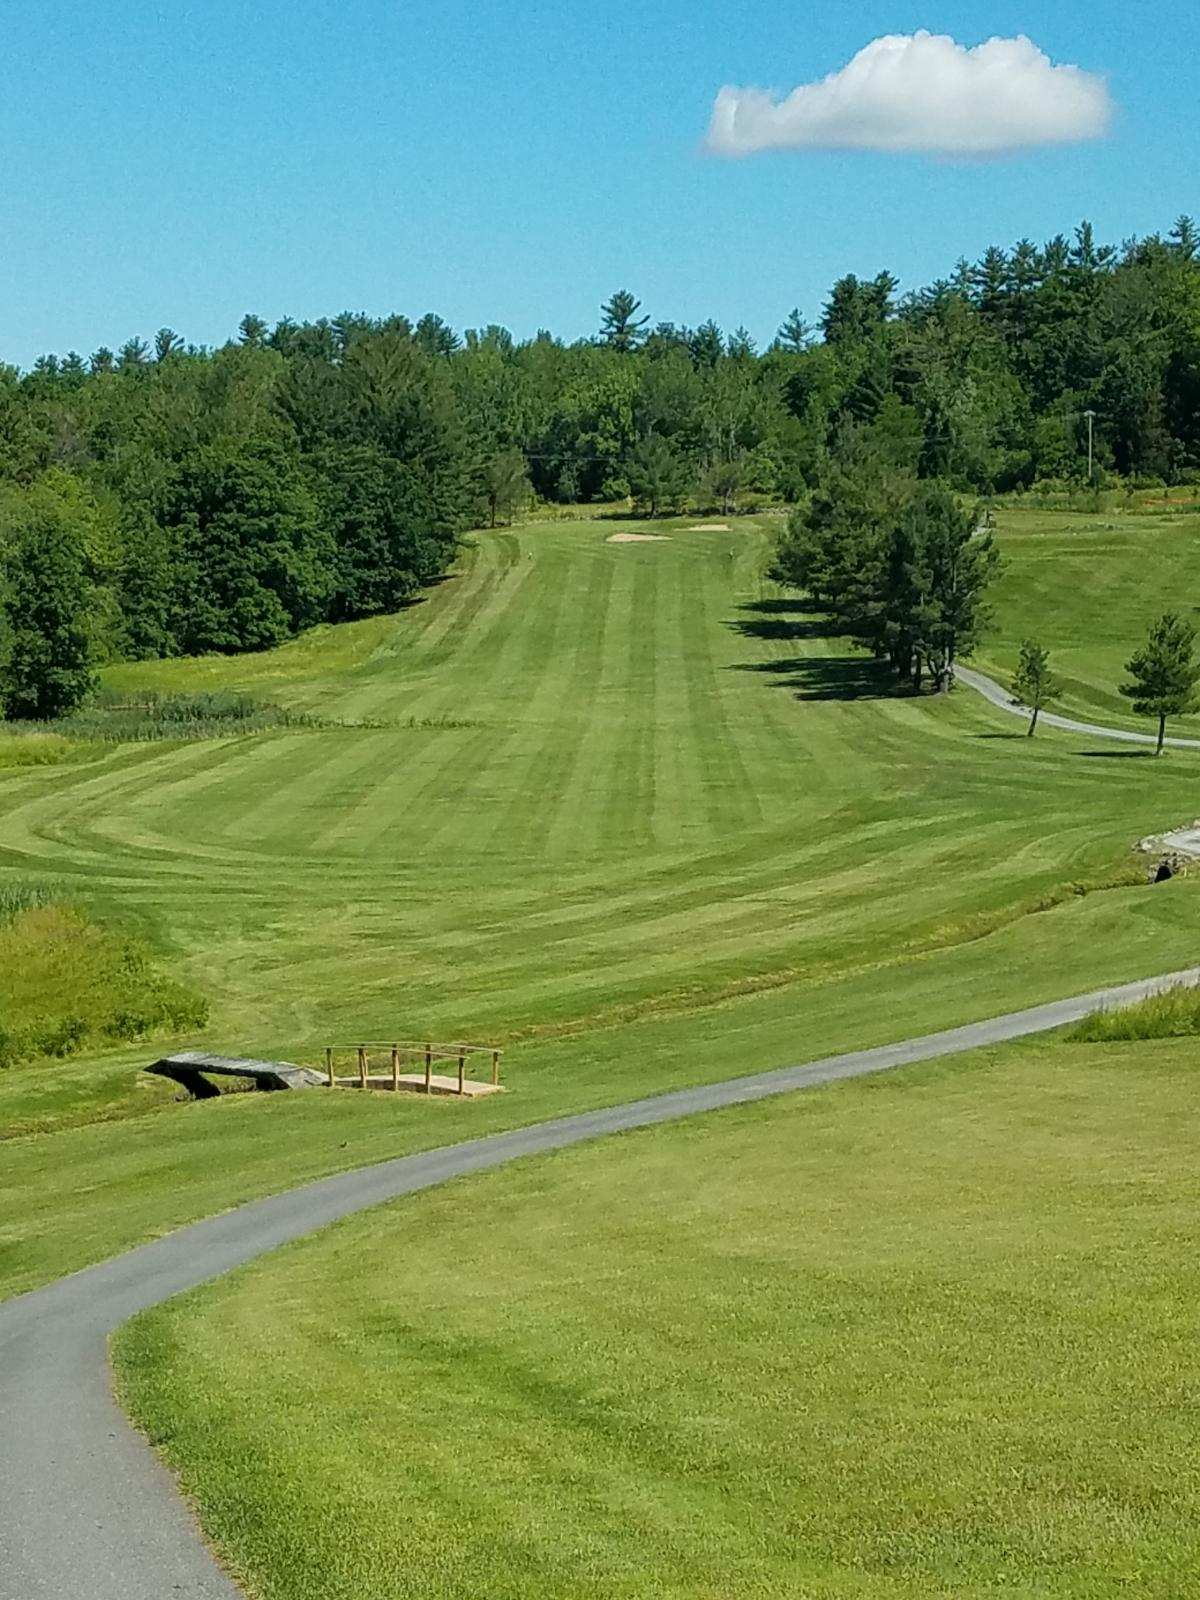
[116,1030,1200,1599]
[4,512,1200,1295]
[980,505,1200,732]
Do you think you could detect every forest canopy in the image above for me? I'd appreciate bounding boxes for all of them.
[1,214,1199,715]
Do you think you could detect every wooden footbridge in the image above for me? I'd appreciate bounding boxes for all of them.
[323,1041,504,1097]
[147,1042,505,1100]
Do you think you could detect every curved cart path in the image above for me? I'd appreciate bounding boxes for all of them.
[957,663,1200,751]
[3,969,1200,1600]
[959,665,1200,857]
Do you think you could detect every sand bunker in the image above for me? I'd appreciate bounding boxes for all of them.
[689,523,730,531]
[607,532,672,543]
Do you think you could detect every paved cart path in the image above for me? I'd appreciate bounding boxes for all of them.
[957,663,1200,750]
[3,967,1200,1600]
[959,665,1200,857]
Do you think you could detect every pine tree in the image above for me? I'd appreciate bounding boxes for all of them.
[1012,640,1060,734]
[600,291,649,354]
[775,308,814,352]
[626,435,692,517]
[154,328,184,362]
[1120,613,1200,754]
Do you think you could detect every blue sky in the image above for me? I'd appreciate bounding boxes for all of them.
[1,1,1196,365]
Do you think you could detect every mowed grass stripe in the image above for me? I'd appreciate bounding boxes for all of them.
[542,544,632,861]
[674,537,765,839]
[460,538,617,864]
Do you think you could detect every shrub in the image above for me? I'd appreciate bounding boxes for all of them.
[1071,984,1200,1043]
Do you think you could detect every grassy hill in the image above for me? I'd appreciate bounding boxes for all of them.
[4,511,1200,1293]
[116,1029,1200,1599]
[981,503,1200,732]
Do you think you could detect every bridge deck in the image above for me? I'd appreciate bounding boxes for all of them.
[148,1052,326,1097]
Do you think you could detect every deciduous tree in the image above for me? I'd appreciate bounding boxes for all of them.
[0,486,96,717]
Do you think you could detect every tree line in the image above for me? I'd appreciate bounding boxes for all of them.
[4,210,1200,717]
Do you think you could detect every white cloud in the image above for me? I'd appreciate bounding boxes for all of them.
[707,32,1112,159]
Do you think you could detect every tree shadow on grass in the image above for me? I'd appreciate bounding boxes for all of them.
[726,603,899,702]
[1076,749,1158,760]
[727,599,833,645]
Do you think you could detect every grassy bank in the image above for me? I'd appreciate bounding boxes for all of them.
[0,891,205,1076]
[116,1031,1200,1599]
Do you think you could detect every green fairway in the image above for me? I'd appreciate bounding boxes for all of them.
[116,1031,1200,1600]
[4,512,1200,1294]
[981,505,1200,732]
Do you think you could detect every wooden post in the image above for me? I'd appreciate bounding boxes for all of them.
[358,1046,368,1090]
[425,1044,432,1095]
[325,1047,335,1088]
[458,1051,466,1095]
[391,1045,400,1092]
[491,1049,500,1086]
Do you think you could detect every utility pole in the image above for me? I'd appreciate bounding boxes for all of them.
[1084,410,1097,482]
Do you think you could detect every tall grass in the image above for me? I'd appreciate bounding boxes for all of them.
[0,690,393,744]
[1072,983,1200,1043]
[0,731,78,770]
[0,899,208,1069]
[0,881,60,924]
[30,690,320,743]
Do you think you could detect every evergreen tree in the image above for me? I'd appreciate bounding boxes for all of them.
[704,455,746,516]
[1120,613,1200,753]
[688,321,724,369]
[315,445,444,621]
[912,487,998,692]
[154,328,184,362]
[1011,640,1061,734]
[626,435,692,517]
[239,314,268,347]
[775,309,815,352]
[600,290,649,353]
[117,338,150,371]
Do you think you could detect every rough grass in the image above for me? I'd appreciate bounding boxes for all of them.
[5,689,329,743]
[5,511,1200,1289]
[0,730,81,770]
[0,902,207,1078]
[116,1035,1200,1600]
[0,879,60,922]
[1072,980,1200,1042]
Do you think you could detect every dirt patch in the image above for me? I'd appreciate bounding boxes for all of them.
[607,532,672,544]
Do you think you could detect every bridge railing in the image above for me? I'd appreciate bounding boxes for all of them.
[322,1041,503,1094]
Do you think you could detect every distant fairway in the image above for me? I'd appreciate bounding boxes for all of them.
[4,512,1200,1292]
[982,505,1200,732]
